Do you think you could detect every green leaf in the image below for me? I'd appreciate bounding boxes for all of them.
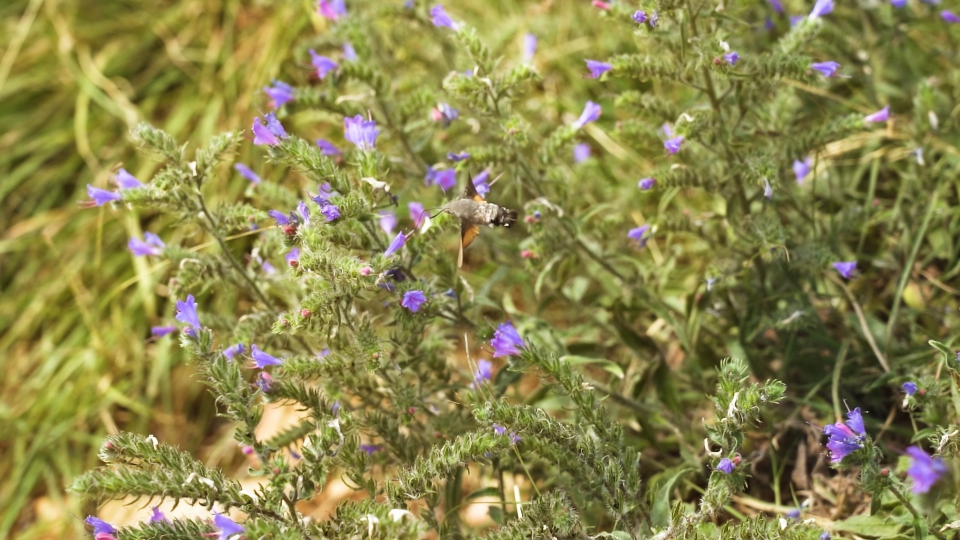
[831,514,903,537]
[651,467,693,528]
[929,340,953,362]
[465,486,501,501]
[559,355,625,379]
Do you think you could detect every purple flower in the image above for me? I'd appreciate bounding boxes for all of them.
[823,407,866,463]
[832,261,857,279]
[257,372,273,392]
[426,167,457,191]
[723,52,739,65]
[384,231,407,257]
[764,17,776,30]
[309,50,338,79]
[332,400,341,416]
[903,382,918,395]
[285,248,300,266]
[474,359,493,383]
[128,233,165,256]
[628,225,651,248]
[432,103,459,126]
[447,151,470,162]
[264,80,295,108]
[150,507,168,523]
[786,509,801,519]
[409,202,427,227]
[522,33,537,62]
[224,343,244,360]
[509,432,522,444]
[717,458,735,474]
[763,178,773,199]
[213,513,244,540]
[820,533,831,540]
[664,136,684,154]
[493,423,507,435]
[262,112,287,139]
[313,182,337,206]
[906,446,947,493]
[85,517,116,535]
[585,59,613,78]
[343,42,357,61]
[793,157,812,183]
[649,10,659,27]
[891,0,906,6]
[380,211,397,234]
[251,344,283,368]
[268,210,290,226]
[632,10,648,23]
[316,139,342,156]
[790,15,805,26]
[317,0,346,20]
[344,115,380,150]
[809,0,834,18]
[768,0,785,12]
[321,204,340,222]
[811,61,840,78]
[473,170,490,197]
[638,177,656,190]
[151,325,176,337]
[252,117,279,146]
[261,260,276,274]
[865,106,890,123]
[360,444,381,455]
[175,295,202,333]
[401,290,428,312]
[491,321,525,358]
[942,10,960,22]
[86,185,121,206]
[234,163,261,184]
[116,168,144,189]
[573,143,591,163]
[572,101,602,130]
[430,4,460,30]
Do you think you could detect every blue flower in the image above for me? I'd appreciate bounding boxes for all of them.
[811,61,840,77]
[491,322,525,357]
[151,325,176,337]
[573,143,591,163]
[175,295,202,333]
[116,168,144,189]
[522,33,537,62]
[824,407,866,463]
[252,117,280,146]
[268,210,290,226]
[128,233,165,256]
[447,151,470,162]
[251,344,283,368]
[426,167,457,191]
[316,139,342,156]
[572,101,601,130]
[832,261,857,279]
[344,115,380,150]
[793,157,812,183]
[723,51,739,65]
[474,359,493,383]
[409,202,427,227]
[865,105,890,123]
[717,458,735,474]
[763,178,773,199]
[213,513,245,540]
[85,185,121,206]
[820,533,831,540]
[384,231,407,257]
[310,50,339,79]
[473,170,490,197]
[768,0,785,12]
[312,182,337,206]
[638,177,656,190]
[380,211,397,234]
[903,382,918,395]
[890,0,906,6]
[628,225,651,248]
[343,42,357,61]
[906,446,947,493]
[285,247,300,267]
[664,136,684,154]
[264,79,295,108]
[432,103,459,126]
[585,59,612,78]
[85,516,116,535]
[809,0,834,18]
[493,423,506,435]
[317,0,346,19]
[224,343,244,360]
[321,204,340,222]
[632,10,648,23]
[649,11,659,27]
[360,444,382,455]
[150,507,168,523]
[943,10,960,22]
[401,290,428,312]
[234,163,261,184]
[430,4,460,30]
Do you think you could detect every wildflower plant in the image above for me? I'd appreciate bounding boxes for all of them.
[68,0,960,538]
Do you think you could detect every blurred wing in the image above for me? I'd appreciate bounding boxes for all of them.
[461,220,480,249]
[462,175,484,203]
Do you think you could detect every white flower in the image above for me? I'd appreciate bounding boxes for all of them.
[388,509,415,522]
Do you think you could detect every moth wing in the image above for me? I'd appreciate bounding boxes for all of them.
[462,174,485,203]
[459,220,480,268]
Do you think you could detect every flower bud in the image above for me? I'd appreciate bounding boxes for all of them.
[282,225,297,236]
[360,266,372,275]
[242,446,254,455]
[881,468,889,477]
[300,309,311,318]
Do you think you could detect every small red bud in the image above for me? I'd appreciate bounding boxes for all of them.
[282,225,297,236]
[407,407,416,414]
[273,467,281,475]
[881,468,889,476]
[731,454,742,465]
[105,442,114,450]
[300,309,311,318]
[520,250,534,259]
[713,57,722,65]
[919,388,927,396]
[360,266,372,276]
[288,259,298,268]
[372,352,381,359]
[241,446,254,455]
[524,215,534,223]
[280,319,289,326]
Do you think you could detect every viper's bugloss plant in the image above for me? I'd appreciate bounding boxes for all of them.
[70,0,960,538]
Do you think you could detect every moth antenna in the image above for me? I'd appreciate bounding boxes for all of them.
[489,172,506,186]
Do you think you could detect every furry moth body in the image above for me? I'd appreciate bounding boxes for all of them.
[443,177,518,267]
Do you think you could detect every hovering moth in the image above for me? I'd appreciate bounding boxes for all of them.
[441,175,518,268]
